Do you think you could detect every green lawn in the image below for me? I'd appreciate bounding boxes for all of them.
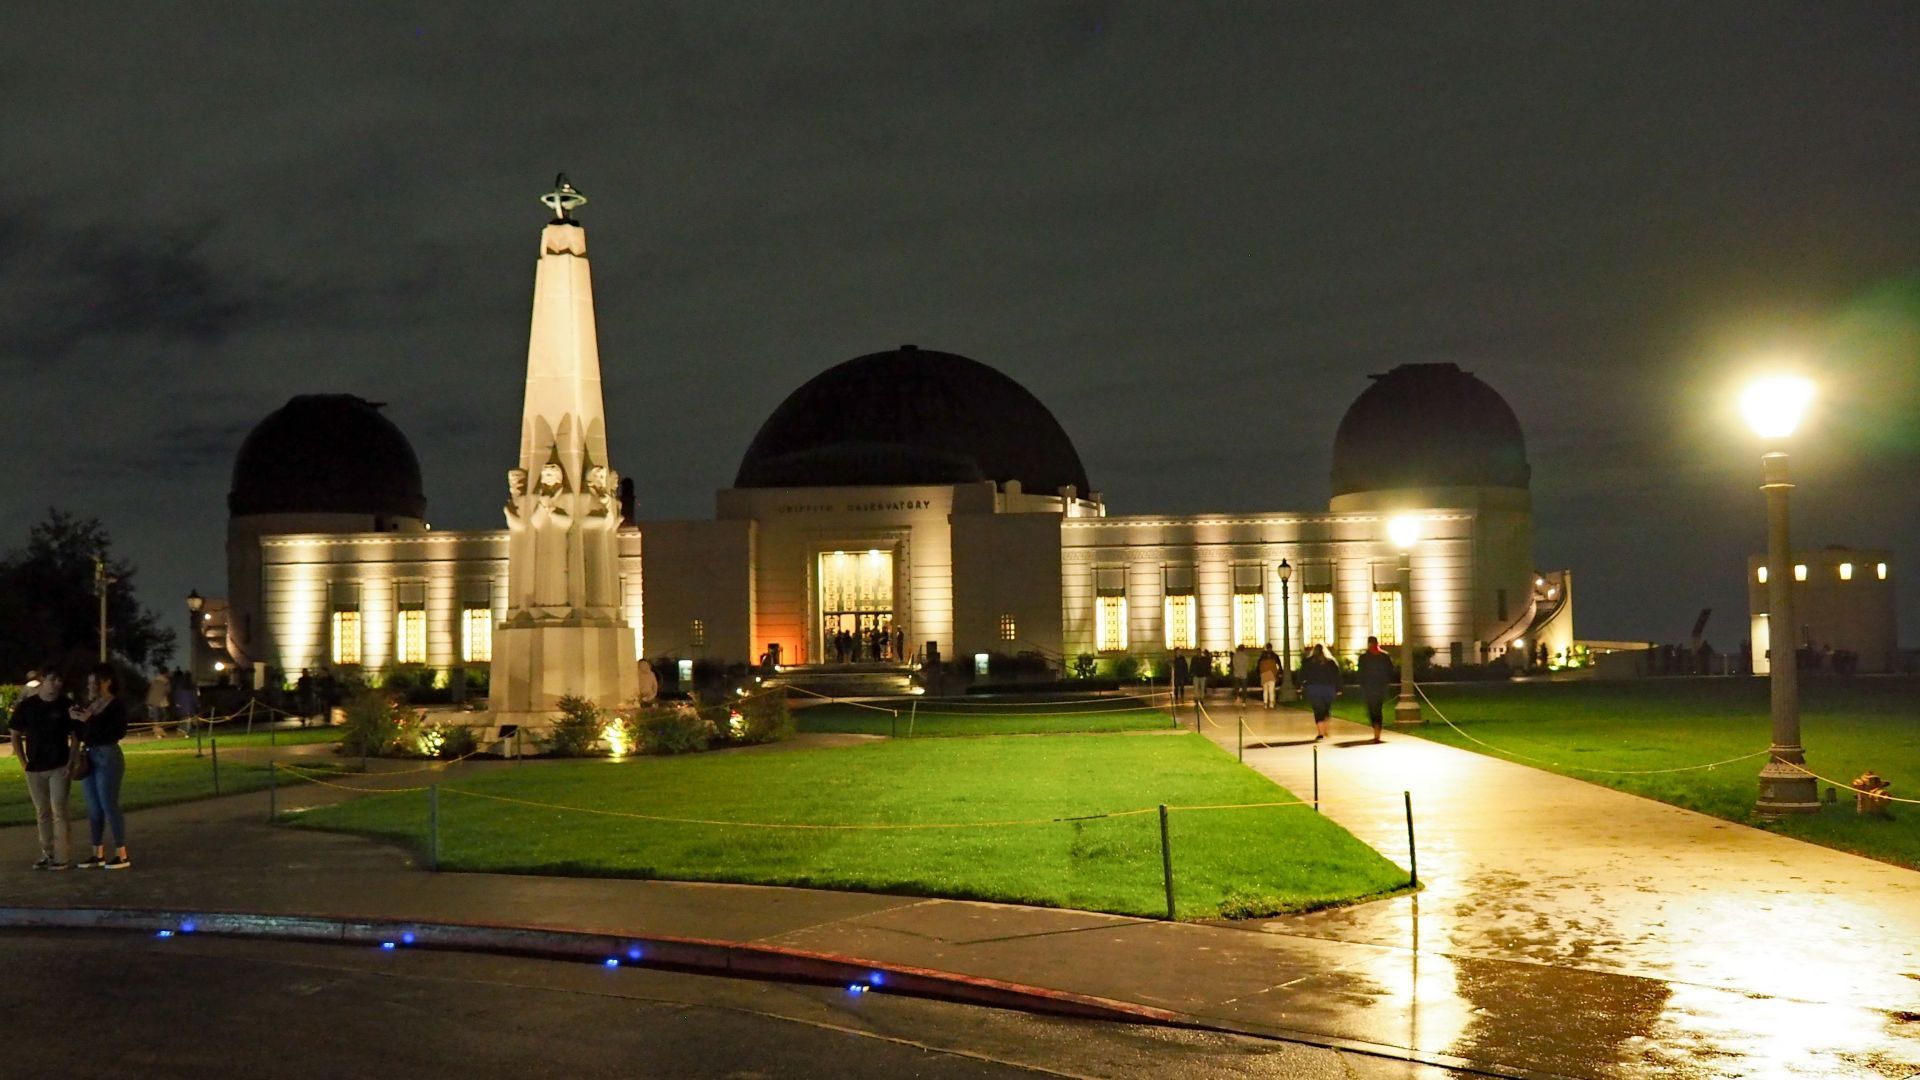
[795,699,1176,737]
[1331,677,1920,868]
[1,750,340,827]
[120,727,344,754]
[290,733,1410,919]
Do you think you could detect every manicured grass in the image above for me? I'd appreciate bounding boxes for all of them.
[1,751,344,827]
[795,699,1176,737]
[1330,677,1920,868]
[290,733,1410,919]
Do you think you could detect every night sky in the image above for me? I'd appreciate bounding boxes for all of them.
[4,4,1915,653]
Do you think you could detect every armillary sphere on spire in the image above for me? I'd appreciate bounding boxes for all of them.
[541,173,587,221]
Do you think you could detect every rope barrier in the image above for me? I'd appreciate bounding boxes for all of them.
[1415,684,1771,775]
[276,762,438,794]
[1777,759,1920,805]
[783,686,899,715]
[872,690,1175,709]
[904,701,1176,718]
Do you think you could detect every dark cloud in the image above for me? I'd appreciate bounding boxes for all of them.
[1,3,1916,647]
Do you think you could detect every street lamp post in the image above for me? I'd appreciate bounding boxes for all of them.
[1744,376,1819,816]
[93,555,115,663]
[1388,516,1422,725]
[1276,559,1293,699]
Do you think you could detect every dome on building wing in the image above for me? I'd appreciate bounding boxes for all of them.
[229,395,427,519]
[734,346,1091,493]
[1331,363,1530,496]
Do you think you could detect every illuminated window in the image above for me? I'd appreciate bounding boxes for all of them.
[1303,592,1336,650]
[1095,567,1128,651]
[998,614,1017,641]
[1096,596,1128,650]
[1793,564,1807,581]
[1163,594,1196,650]
[395,581,427,665]
[461,608,493,663]
[330,611,362,665]
[1232,593,1266,649]
[395,609,426,664]
[1231,564,1265,648]
[690,618,706,647]
[1839,562,1854,581]
[1757,566,1769,584]
[1371,590,1404,646]
[1878,562,1889,580]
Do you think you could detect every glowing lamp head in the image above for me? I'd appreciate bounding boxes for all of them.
[1740,376,1814,440]
[1387,515,1421,551]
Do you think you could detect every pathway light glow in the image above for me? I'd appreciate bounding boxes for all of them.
[1740,375,1814,439]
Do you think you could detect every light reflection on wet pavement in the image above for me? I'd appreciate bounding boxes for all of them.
[1215,711,1920,1078]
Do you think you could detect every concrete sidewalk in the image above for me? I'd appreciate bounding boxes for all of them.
[4,728,1918,1079]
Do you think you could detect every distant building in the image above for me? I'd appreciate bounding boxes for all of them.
[1748,546,1898,673]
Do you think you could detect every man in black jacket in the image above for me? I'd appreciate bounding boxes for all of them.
[1357,636,1396,744]
[9,668,79,869]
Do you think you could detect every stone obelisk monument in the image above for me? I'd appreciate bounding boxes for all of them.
[489,175,639,727]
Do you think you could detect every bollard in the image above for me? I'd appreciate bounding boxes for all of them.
[1404,790,1418,888]
[427,784,440,871]
[210,736,220,795]
[267,761,276,822]
[1158,804,1176,920]
[1313,743,1320,812]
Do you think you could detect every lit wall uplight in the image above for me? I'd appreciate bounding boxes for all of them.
[1877,562,1888,580]
[1757,566,1769,584]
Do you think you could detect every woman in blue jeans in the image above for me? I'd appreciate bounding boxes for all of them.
[71,663,131,870]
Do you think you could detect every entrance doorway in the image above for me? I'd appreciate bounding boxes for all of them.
[819,549,899,662]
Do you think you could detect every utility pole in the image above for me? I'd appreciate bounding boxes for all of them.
[94,555,113,663]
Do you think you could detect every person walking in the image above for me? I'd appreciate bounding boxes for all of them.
[1302,644,1341,741]
[1191,649,1211,703]
[1357,635,1395,744]
[143,669,171,736]
[1170,650,1189,705]
[9,668,80,870]
[1256,647,1280,709]
[72,663,132,870]
[1231,646,1254,704]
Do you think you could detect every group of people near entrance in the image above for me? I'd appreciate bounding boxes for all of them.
[8,663,133,871]
[1171,636,1399,744]
[828,622,906,664]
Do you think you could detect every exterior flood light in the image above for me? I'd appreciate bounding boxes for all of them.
[1387,515,1420,551]
[1740,375,1814,439]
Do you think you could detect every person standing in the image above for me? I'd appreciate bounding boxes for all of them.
[1256,647,1280,709]
[1170,650,1189,705]
[1191,649,1211,703]
[1302,644,1341,741]
[9,668,79,870]
[1231,646,1254,704]
[1357,636,1395,744]
[72,664,132,870]
[295,668,315,727]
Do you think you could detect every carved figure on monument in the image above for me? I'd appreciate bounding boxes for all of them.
[529,460,574,610]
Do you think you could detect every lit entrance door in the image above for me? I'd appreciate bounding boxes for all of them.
[820,549,896,662]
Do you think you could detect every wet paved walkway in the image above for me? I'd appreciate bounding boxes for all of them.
[4,724,1919,1079]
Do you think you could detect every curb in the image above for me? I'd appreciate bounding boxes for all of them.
[0,905,1181,1026]
[0,904,1559,1078]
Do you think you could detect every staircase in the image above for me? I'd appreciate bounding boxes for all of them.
[765,663,916,698]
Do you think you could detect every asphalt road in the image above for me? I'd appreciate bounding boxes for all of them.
[0,930,1456,1079]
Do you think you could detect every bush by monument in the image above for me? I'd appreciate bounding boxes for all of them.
[543,695,606,757]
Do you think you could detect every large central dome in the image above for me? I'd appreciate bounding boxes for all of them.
[734,346,1091,493]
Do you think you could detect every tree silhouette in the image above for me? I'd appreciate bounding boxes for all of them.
[0,509,175,681]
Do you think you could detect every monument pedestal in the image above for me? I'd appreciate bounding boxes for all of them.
[487,618,638,732]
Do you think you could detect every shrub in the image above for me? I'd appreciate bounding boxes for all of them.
[543,695,605,757]
[339,689,407,757]
[730,693,794,746]
[634,704,712,755]
[0,684,20,718]
[1072,653,1097,680]
[418,720,478,760]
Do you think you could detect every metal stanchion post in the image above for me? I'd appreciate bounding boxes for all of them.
[1237,713,1243,762]
[1158,804,1176,920]
[267,761,276,822]
[196,720,203,759]
[428,785,440,871]
[246,700,255,736]
[1404,790,1418,888]
[211,736,220,795]
[1313,743,1320,811]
